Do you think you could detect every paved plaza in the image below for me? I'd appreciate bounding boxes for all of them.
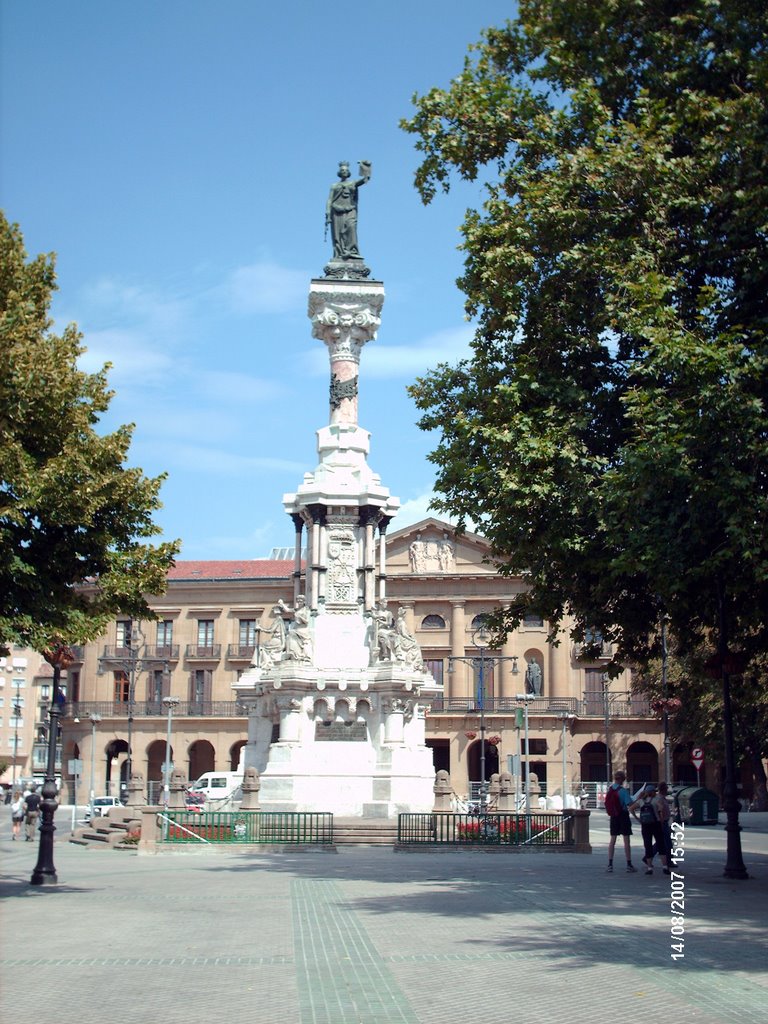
[1,813,767,1024]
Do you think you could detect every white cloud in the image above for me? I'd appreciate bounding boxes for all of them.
[78,329,176,386]
[395,491,479,535]
[141,442,306,476]
[222,261,309,315]
[198,370,289,404]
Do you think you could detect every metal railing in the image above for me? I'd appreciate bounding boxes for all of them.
[398,812,571,847]
[66,701,246,719]
[429,695,651,717]
[185,645,222,659]
[227,644,256,660]
[161,811,334,845]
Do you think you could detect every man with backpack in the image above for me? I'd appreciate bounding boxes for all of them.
[23,784,42,842]
[605,770,638,873]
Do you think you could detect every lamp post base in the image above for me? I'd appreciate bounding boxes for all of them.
[30,780,59,886]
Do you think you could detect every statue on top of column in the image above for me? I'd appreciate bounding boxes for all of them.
[324,160,372,280]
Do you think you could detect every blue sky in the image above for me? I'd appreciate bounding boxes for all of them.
[1,1,514,559]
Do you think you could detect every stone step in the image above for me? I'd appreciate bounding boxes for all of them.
[332,820,399,846]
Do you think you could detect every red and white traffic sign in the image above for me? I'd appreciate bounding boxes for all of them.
[691,747,705,770]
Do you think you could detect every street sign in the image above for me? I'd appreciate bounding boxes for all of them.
[691,747,705,770]
[68,758,83,775]
[161,762,174,773]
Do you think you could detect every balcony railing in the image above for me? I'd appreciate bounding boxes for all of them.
[143,644,180,660]
[185,644,222,659]
[99,644,180,665]
[429,694,652,718]
[572,642,614,661]
[227,643,256,660]
[66,701,246,719]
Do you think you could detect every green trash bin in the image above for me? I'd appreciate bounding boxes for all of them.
[675,786,719,825]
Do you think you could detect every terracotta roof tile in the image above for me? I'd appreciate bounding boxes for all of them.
[167,560,297,581]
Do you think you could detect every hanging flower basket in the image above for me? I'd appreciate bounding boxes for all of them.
[464,731,477,740]
[651,697,682,716]
[487,735,502,746]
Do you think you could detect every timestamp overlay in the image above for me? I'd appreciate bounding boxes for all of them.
[669,821,686,961]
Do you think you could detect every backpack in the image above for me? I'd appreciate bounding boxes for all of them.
[604,786,621,817]
[639,801,657,825]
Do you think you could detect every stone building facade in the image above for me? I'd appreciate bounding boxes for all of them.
[59,516,705,807]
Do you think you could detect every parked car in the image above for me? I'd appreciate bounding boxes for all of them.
[84,796,124,821]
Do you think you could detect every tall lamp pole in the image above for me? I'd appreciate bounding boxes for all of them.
[88,712,102,820]
[515,693,535,812]
[31,642,74,886]
[11,679,22,793]
[162,696,180,804]
[447,626,518,809]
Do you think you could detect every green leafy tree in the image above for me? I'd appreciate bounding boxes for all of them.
[0,213,180,651]
[401,1,768,664]
[637,646,768,809]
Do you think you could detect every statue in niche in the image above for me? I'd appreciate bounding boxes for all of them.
[325,160,371,260]
[280,596,313,663]
[437,538,455,571]
[251,606,287,668]
[525,658,543,696]
[409,539,427,573]
[371,600,397,663]
[394,608,424,671]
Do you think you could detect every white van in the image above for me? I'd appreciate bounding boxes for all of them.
[186,771,243,803]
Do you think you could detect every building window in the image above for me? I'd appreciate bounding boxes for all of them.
[190,669,211,704]
[113,671,130,703]
[197,620,215,647]
[150,670,165,702]
[470,614,489,630]
[116,620,133,649]
[521,738,548,755]
[239,619,257,646]
[422,615,446,629]
[39,685,50,700]
[157,620,174,647]
[12,677,25,689]
[424,658,444,685]
[523,613,544,628]
[68,671,80,703]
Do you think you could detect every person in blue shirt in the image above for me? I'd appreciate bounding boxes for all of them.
[606,770,638,872]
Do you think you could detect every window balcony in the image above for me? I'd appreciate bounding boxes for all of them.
[143,644,180,661]
[185,644,221,660]
[572,641,614,661]
[227,643,256,661]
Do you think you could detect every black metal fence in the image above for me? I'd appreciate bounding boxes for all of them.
[397,812,571,847]
[160,811,334,845]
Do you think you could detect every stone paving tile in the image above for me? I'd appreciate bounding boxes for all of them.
[1,821,767,1024]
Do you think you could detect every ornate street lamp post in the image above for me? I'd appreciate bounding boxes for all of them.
[448,625,517,809]
[11,678,22,793]
[31,642,74,886]
[162,696,180,804]
[88,712,102,821]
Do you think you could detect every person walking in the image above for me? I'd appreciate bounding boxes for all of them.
[10,791,25,840]
[23,784,41,841]
[605,770,638,873]
[632,785,670,875]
